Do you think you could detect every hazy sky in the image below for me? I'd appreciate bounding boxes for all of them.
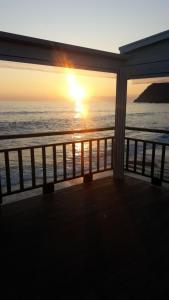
[0,0,168,101]
[0,0,168,52]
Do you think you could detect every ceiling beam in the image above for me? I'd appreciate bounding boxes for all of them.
[0,31,126,73]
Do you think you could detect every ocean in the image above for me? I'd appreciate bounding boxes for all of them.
[0,100,169,203]
[1,100,169,139]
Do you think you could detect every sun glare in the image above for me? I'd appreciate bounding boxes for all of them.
[66,71,88,116]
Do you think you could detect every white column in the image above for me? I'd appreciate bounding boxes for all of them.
[113,69,127,179]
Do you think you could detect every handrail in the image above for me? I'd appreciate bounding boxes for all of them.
[0,126,169,141]
[125,136,169,146]
[0,136,112,153]
[126,127,169,134]
[0,127,115,140]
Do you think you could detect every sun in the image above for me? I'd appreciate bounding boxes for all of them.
[66,71,87,115]
[68,74,85,103]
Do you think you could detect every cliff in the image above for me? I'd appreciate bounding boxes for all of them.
[134,83,169,103]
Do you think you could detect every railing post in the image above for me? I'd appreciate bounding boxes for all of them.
[113,69,127,180]
[43,182,54,194]
[83,174,93,183]
[0,175,2,204]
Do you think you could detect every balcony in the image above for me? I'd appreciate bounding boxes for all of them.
[0,127,169,298]
[0,30,169,298]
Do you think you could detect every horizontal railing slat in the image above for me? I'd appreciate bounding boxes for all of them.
[0,127,115,140]
[0,137,114,153]
[126,127,169,135]
[1,126,169,141]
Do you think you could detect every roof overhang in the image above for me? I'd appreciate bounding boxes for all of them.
[119,30,169,79]
[0,31,126,74]
[0,30,169,79]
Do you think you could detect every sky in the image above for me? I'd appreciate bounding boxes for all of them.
[0,0,169,52]
[0,0,169,102]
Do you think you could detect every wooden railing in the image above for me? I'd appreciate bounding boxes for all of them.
[0,128,114,203]
[0,127,169,203]
[125,127,169,185]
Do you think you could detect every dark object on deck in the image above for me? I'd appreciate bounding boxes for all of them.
[151,176,162,186]
[83,173,93,183]
[43,182,54,194]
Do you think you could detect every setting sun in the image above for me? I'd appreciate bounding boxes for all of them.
[66,71,88,115]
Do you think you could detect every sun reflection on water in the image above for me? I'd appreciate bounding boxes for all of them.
[66,69,88,118]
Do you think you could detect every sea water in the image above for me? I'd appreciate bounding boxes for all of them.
[0,100,169,202]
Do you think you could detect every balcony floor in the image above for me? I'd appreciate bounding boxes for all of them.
[1,175,169,299]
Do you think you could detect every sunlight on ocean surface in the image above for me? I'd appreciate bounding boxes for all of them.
[0,100,169,147]
[0,100,169,203]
